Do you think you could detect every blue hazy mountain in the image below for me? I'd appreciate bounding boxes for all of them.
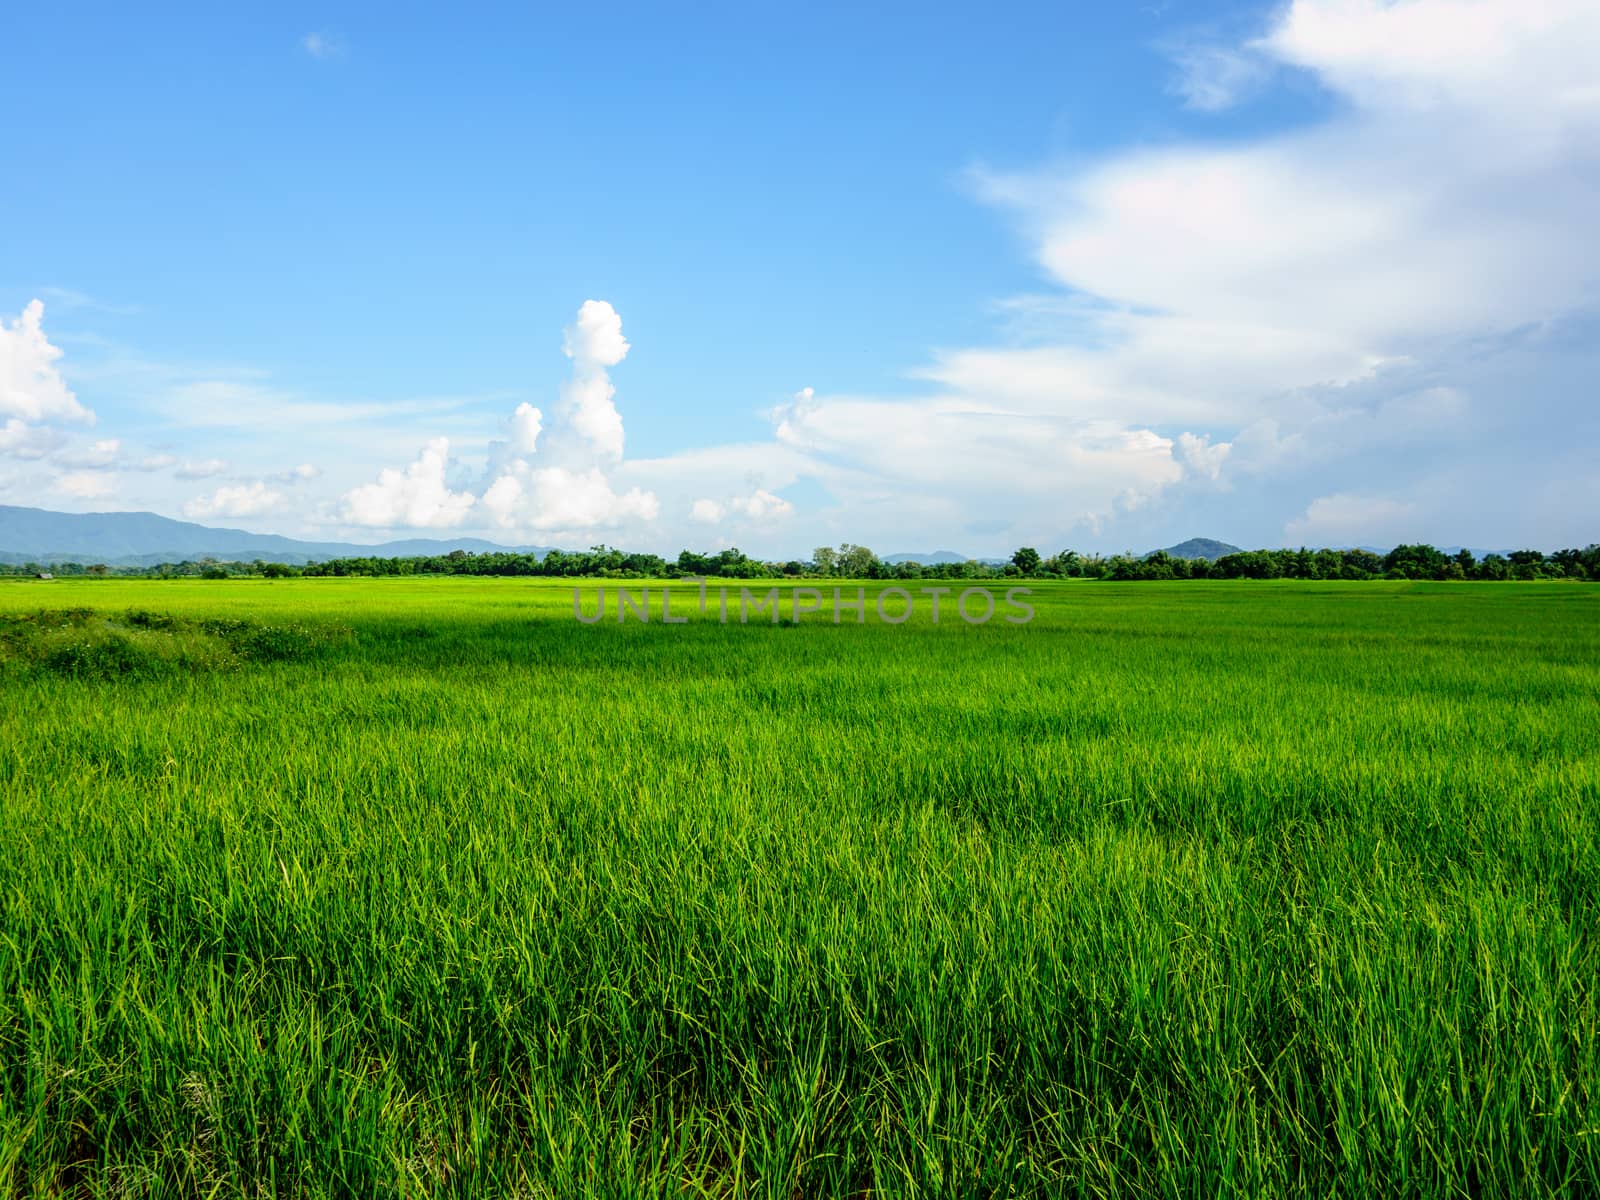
[0,505,555,567]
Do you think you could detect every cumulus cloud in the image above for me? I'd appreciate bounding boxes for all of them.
[184,481,285,520]
[340,437,476,529]
[344,302,655,534]
[1176,433,1232,482]
[689,488,794,526]
[469,300,658,533]
[1,301,91,426]
[0,419,64,460]
[1287,493,1418,545]
[55,438,122,469]
[481,464,657,532]
[918,0,1600,545]
[54,470,116,500]
[537,300,630,464]
[268,462,321,484]
[632,0,1597,554]
[1,302,94,466]
[133,453,177,472]
[507,403,543,454]
[174,458,229,480]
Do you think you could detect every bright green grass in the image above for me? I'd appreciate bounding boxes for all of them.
[1,577,1597,1198]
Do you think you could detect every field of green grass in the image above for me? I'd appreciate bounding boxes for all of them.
[1,577,1597,1197]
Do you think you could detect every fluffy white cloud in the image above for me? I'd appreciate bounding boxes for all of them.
[507,402,543,454]
[1,302,91,426]
[1,303,94,471]
[174,458,229,480]
[563,299,630,368]
[340,437,476,528]
[54,470,117,500]
[345,302,654,535]
[134,453,177,472]
[184,481,285,520]
[689,489,794,525]
[0,419,64,460]
[1287,493,1418,545]
[472,300,658,533]
[909,0,1600,546]
[1176,433,1232,482]
[481,463,657,531]
[55,438,122,469]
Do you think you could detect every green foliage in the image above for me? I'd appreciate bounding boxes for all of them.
[0,578,1598,1195]
[0,606,345,680]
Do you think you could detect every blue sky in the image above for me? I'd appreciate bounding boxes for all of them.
[4,0,1598,555]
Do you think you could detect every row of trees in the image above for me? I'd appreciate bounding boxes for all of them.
[1023,544,1600,582]
[6,541,1597,582]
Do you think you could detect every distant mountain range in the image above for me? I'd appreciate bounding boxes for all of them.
[0,506,554,567]
[1149,538,1243,561]
[884,551,977,565]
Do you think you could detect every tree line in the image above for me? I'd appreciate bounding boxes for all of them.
[7,540,1596,582]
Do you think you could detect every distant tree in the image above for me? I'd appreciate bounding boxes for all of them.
[1384,544,1447,579]
[1051,549,1083,578]
[811,546,838,576]
[1341,549,1383,579]
[837,543,878,578]
[1011,547,1042,575]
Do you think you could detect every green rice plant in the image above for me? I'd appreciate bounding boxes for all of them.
[0,577,1595,1197]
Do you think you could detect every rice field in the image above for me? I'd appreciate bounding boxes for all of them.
[1,577,1597,1197]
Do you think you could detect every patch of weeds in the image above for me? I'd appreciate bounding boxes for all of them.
[0,609,350,680]
[226,624,324,662]
[125,608,183,631]
[42,633,168,681]
[19,608,95,629]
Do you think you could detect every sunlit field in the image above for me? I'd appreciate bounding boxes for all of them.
[2,577,1597,1197]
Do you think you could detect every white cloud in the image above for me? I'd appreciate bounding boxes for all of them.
[473,300,658,533]
[184,481,285,520]
[482,464,658,532]
[913,0,1600,546]
[689,488,794,525]
[174,458,229,479]
[54,470,117,500]
[730,489,794,520]
[134,453,177,471]
[1287,493,1418,545]
[339,437,476,528]
[1168,44,1273,111]
[1176,432,1232,481]
[1,303,94,467]
[563,299,630,369]
[507,402,543,454]
[269,462,321,483]
[0,418,64,460]
[55,438,122,469]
